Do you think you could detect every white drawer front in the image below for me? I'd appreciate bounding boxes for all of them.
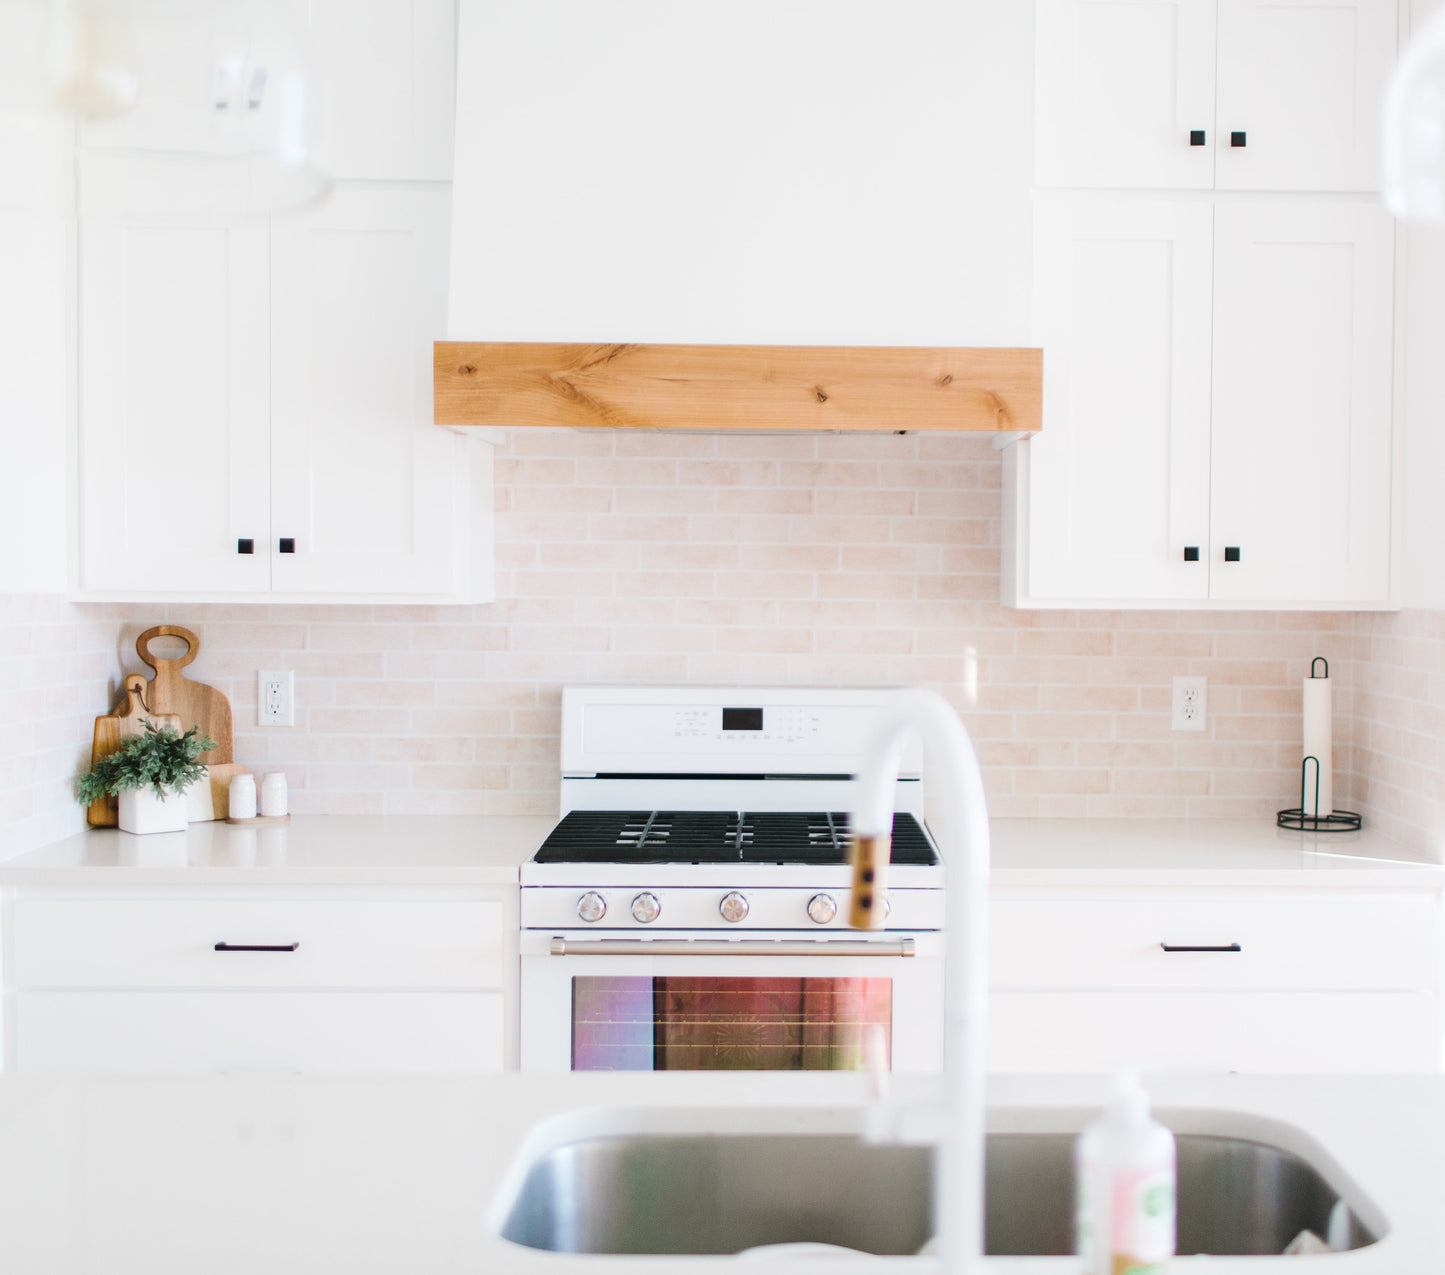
[14,991,503,1074]
[989,991,1440,1075]
[991,895,1437,992]
[12,900,504,990]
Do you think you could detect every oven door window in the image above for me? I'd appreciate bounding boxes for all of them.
[570,976,892,1071]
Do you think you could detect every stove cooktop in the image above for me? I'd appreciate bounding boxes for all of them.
[532,811,939,866]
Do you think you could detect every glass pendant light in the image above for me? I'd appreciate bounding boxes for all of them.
[1382,5,1445,222]
[63,0,331,218]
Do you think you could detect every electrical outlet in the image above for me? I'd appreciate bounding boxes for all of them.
[1171,675,1207,732]
[257,669,294,727]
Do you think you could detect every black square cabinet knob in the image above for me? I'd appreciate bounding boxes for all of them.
[1224,546,1242,562]
[279,538,296,554]
[237,538,254,555]
[1183,546,1200,562]
[1231,131,1247,147]
[1189,130,1206,146]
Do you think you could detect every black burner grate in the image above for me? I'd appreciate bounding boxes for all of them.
[533,811,939,866]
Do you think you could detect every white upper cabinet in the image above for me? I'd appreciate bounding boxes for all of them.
[1213,0,1398,192]
[1008,195,1396,609]
[79,212,272,595]
[1021,198,1214,601]
[270,186,466,596]
[1035,0,1396,191]
[1209,201,1396,602]
[309,0,457,180]
[1035,0,1217,189]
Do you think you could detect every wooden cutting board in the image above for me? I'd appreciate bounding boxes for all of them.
[87,674,184,827]
[137,626,234,767]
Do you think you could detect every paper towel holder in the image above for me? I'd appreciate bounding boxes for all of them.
[1277,755,1362,833]
[1311,657,1329,679]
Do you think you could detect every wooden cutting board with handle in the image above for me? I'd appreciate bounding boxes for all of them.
[137,626,234,768]
[87,674,184,827]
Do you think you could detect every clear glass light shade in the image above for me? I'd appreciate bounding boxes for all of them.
[1382,6,1445,223]
[60,0,331,218]
[47,0,140,120]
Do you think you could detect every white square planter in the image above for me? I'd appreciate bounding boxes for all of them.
[117,786,190,835]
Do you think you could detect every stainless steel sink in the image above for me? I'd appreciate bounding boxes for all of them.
[497,1131,1379,1257]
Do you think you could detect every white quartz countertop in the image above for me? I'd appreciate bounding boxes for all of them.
[2,815,1438,887]
[0,815,555,885]
[0,1069,1438,1273]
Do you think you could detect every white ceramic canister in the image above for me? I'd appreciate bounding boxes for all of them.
[260,771,289,818]
[229,772,258,820]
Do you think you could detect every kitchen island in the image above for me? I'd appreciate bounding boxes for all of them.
[0,1069,1438,1272]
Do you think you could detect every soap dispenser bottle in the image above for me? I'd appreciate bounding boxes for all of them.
[1074,1070,1176,1275]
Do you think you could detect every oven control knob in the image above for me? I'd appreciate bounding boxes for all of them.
[630,892,662,924]
[719,891,750,923]
[577,891,607,923]
[807,893,838,925]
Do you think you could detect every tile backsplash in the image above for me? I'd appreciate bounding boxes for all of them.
[5,431,1442,859]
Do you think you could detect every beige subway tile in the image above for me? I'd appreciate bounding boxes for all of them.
[495,457,577,486]
[789,515,892,545]
[817,489,915,516]
[1014,768,1112,795]
[1040,685,1140,713]
[616,571,715,599]
[513,570,616,598]
[740,544,839,572]
[715,627,814,655]
[508,428,614,458]
[613,626,713,653]
[677,460,779,487]
[716,434,818,460]
[1016,630,1114,658]
[592,515,690,543]
[615,432,715,458]
[409,708,513,736]
[410,625,510,652]
[716,487,816,516]
[715,571,817,599]
[690,515,792,543]
[585,653,692,681]
[307,708,410,734]
[412,764,511,791]
[816,572,916,599]
[638,543,739,571]
[511,484,614,514]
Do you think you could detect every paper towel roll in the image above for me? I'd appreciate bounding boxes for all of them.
[1302,671,1333,817]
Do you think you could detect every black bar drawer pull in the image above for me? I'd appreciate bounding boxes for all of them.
[278,537,296,554]
[237,538,254,555]
[214,941,300,953]
[1189,129,1206,146]
[1224,546,1241,562]
[1161,942,1242,953]
[1231,131,1247,147]
[1183,546,1200,562]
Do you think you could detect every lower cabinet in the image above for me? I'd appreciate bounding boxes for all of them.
[988,887,1443,1074]
[7,889,518,1075]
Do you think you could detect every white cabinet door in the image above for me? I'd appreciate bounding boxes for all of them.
[1214,0,1397,191]
[308,0,456,180]
[79,213,271,594]
[1025,198,1214,601]
[1209,201,1395,604]
[15,991,504,1074]
[1035,0,1217,189]
[269,185,461,595]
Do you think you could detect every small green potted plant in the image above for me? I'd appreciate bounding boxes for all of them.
[76,723,217,835]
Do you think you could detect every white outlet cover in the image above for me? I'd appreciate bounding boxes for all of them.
[1171,676,1207,732]
[257,669,295,727]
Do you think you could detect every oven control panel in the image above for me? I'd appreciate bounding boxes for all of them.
[521,886,945,932]
[560,687,924,777]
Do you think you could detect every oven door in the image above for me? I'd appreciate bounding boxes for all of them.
[520,929,944,1074]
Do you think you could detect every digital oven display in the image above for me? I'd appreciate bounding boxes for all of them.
[721,707,764,731]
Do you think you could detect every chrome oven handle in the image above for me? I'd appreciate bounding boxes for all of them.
[548,937,915,957]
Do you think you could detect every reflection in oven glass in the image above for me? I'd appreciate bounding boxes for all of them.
[571,976,892,1071]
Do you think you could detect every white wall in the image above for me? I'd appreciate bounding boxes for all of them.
[449,0,1033,347]
[0,3,72,595]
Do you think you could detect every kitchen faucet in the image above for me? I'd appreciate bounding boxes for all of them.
[850,687,990,1271]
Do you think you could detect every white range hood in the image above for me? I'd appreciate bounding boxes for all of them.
[446,0,1025,348]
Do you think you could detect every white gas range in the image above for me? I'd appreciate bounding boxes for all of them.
[520,686,946,1073]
